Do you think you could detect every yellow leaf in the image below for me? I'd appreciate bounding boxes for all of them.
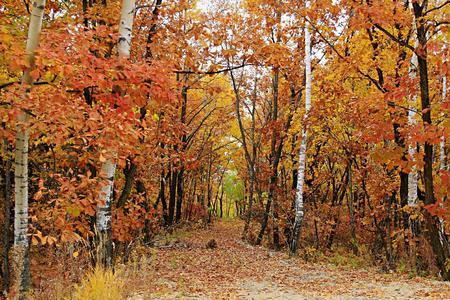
[35,190,43,200]
[47,236,57,246]
[73,251,79,258]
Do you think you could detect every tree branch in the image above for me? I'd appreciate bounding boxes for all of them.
[187,98,214,126]
[186,108,216,146]
[307,19,386,93]
[0,76,56,90]
[373,24,417,54]
[424,1,450,15]
[175,63,251,75]
[0,81,17,90]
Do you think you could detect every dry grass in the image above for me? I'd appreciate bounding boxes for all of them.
[69,267,124,300]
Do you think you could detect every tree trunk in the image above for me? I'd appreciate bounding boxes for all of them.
[175,167,184,223]
[257,69,280,247]
[213,167,226,218]
[2,158,12,293]
[11,1,46,297]
[219,185,224,218]
[406,12,420,266]
[326,167,349,249]
[407,24,418,209]
[229,68,256,240]
[206,157,214,223]
[385,194,395,270]
[186,176,196,220]
[117,159,137,207]
[440,76,447,171]
[438,75,448,255]
[347,165,357,254]
[158,170,168,225]
[175,86,188,224]
[290,0,312,255]
[96,159,115,267]
[412,2,450,280]
[96,0,135,267]
[168,169,177,226]
[117,0,135,59]
[144,0,163,59]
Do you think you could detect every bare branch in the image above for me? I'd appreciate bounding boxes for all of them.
[424,1,450,15]
[0,81,17,90]
[175,63,251,75]
[307,19,386,93]
[0,80,53,90]
[373,24,417,54]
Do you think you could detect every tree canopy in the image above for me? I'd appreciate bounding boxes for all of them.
[0,0,450,298]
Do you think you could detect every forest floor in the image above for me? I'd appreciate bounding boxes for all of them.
[120,220,450,299]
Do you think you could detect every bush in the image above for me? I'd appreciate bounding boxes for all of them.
[71,267,124,300]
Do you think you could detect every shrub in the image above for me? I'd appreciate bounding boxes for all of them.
[71,267,124,300]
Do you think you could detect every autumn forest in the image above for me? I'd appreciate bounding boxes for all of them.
[1,0,450,299]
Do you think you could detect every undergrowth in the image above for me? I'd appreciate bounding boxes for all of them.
[69,267,124,300]
[302,244,372,270]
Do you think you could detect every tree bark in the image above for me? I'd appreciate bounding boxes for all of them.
[347,164,357,254]
[145,0,163,59]
[96,0,135,268]
[117,159,137,207]
[219,184,224,219]
[167,169,177,225]
[175,167,184,223]
[175,86,188,224]
[213,166,226,219]
[290,0,312,255]
[11,1,46,296]
[440,76,447,171]
[256,68,295,248]
[158,170,168,225]
[2,158,12,293]
[229,68,256,240]
[412,2,450,280]
[407,12,419,209]
[96,158,115,267]
[256,69,280,247]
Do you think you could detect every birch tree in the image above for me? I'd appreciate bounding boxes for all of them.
[290,0,311,255]
[439,74,448,250]
[11,0,46,297]
[96,0,136,267]
[440,75,447,171]
[406,11,419,265]
[407,40,418,209]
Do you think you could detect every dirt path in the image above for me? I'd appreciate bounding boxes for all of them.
[124,220,450,299]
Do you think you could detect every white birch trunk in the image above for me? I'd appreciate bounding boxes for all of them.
[11,0,46,296]
[440,76,447,171]
[290,0,311,254]
[406,5,420,246]
[117,0,135,59]
[96,159,116,232]
[439,75,448,249]
[407,49,418,207]
[95,0,135,267]
[440,136,446,171]
[407,0,419,208]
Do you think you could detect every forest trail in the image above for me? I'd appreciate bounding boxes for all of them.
[124,220,450,299]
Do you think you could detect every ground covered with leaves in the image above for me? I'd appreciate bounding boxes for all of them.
[104,220,450,300]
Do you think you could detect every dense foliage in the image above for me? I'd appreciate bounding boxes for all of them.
[0,0,449,297]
